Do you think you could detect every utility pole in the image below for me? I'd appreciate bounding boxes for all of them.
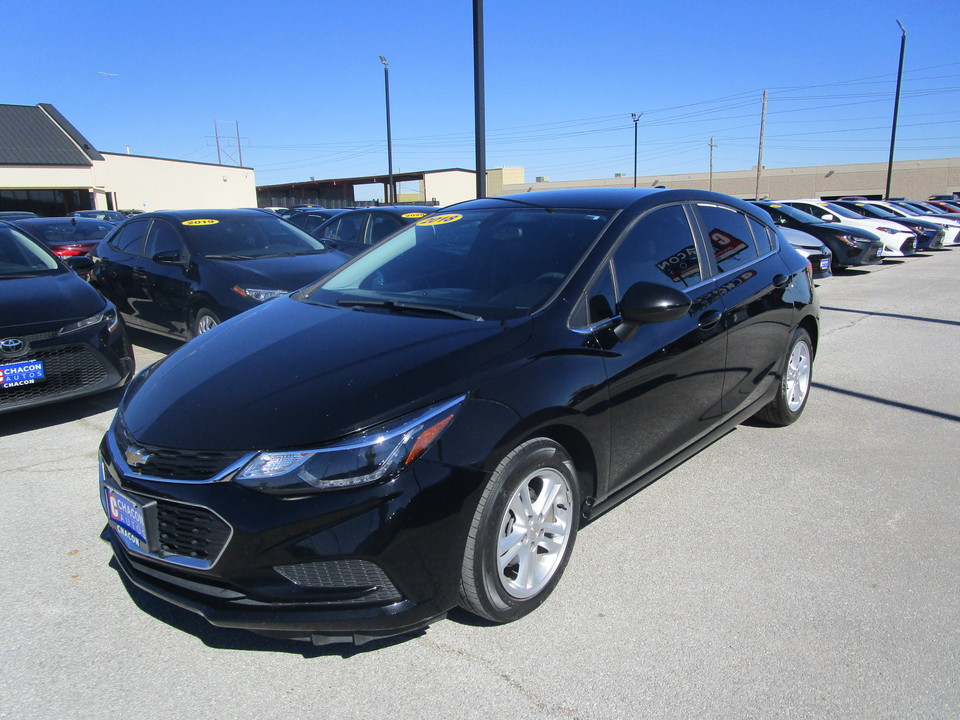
[755,90,768,200]
[631,113,643,188]
[214,122,222,165]
[235,121,243,167]
[708,136,717,191]
[885,20,907,200]
[473,0,486,198]
[379,56,395,204]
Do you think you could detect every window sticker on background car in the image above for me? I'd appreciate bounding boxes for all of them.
[182,219,219,226]
[416,214,462,226]
[402,212,428,219]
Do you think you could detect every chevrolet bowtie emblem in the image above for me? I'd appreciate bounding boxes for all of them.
[124,446,152,468]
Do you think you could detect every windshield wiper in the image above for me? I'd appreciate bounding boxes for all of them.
[204,254,257,260]
[258,249,328,258]
[337,298,483,321]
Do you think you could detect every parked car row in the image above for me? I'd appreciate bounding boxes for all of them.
[750,196,960,272]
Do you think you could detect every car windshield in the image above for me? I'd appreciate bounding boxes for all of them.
[883,204,917,217]
[821,202,863,219]
[0,225,62,277]
[182,214,331,258]
[760,203,821,224]
[18,219,113,243]
[298,206,613,321]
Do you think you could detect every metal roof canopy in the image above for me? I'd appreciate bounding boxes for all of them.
[257,168,471,193]
[0,103,104,166]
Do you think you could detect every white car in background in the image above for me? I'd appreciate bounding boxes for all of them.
[781,199,917,256]
[862,200,960,246]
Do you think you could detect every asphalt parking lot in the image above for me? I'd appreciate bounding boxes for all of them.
[2,249,958,719]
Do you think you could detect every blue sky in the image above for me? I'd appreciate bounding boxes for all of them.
[4,1,958,195]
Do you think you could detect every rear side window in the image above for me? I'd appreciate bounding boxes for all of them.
[748,217,776,252]
[368,215,403,244]
[695,203,759,274]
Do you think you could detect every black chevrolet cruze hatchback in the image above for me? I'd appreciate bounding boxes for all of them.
[99,189,819,644]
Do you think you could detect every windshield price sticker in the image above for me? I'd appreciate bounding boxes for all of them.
[416,214,462,226]
[402,212,428,219]
[0,360,45,387]
[182,219,219,226]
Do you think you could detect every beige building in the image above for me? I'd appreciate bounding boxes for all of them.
[0,103,256,215]
[491,158,960,201]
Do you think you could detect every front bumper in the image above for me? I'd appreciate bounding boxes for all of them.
[0,320,134,414]
[98,429,484,642]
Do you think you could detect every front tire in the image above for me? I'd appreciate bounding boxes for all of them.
[756,327,813,426]
[460,438,580,623]
[191,308,220,338]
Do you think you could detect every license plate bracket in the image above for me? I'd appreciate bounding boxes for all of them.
[101,480,159,554]
[0,359,45,388]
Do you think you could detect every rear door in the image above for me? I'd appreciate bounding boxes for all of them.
[690,202,796,417]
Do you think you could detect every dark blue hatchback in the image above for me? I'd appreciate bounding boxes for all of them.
[90,209,351,340]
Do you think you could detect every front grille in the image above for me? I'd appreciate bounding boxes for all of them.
[274,560,402,604]
[901,239,916,254]
[115,418,248,481]
[156,500,231,562]
[0,344,108,408]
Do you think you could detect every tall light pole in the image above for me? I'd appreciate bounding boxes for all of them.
[379,55,395,204]
[885,20,907,200]
[473,0,486,198]
[631,113,642,188]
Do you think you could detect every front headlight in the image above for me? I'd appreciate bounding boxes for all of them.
[231,285,287,302]
[876,226,901,234]
[234,395,467,494]
[830,233,860,247]
[58,305,119,335]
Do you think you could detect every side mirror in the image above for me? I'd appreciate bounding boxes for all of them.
[65,255,94,273]
[820,213,835,222]
[615,282,692,341]
[153,250,183,265]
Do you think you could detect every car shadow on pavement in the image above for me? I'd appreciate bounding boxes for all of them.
[125,327,182,356]
[107,555,426,658]
[0,387,125,438]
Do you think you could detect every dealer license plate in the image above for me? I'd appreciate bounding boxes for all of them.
[819,258,830,272]
[103,484,150,552]
[0,359,45,388]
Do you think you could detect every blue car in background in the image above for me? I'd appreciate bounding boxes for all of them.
[90,208,351,340]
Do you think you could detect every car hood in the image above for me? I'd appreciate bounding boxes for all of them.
[121,295,530,450]
[779,227,824,250]
[1,272,107,334]
[208,251,350,290]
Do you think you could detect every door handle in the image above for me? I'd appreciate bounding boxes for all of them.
[698,310,722,330]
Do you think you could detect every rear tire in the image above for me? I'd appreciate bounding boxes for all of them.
[756,327,813,426]
[460,438,580,623]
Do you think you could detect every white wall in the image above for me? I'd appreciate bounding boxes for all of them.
[423,170,476,207]
[97,154,257,211]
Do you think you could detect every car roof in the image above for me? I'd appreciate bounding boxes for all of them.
[129,208,280,221]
